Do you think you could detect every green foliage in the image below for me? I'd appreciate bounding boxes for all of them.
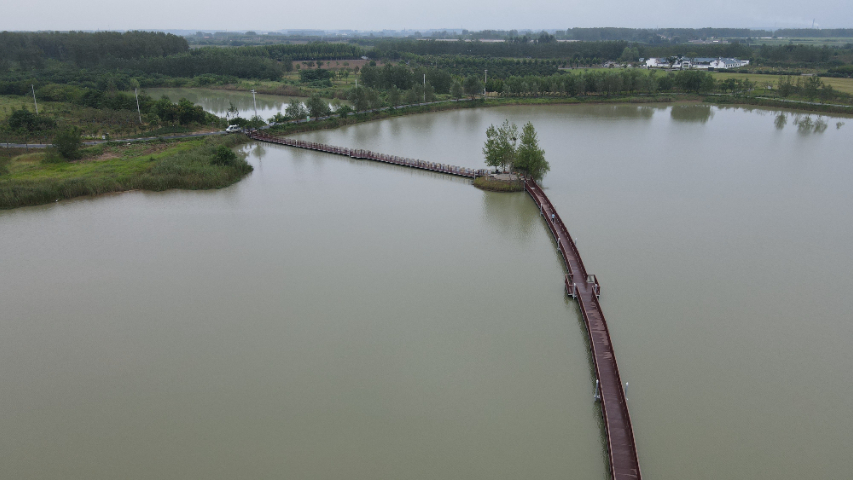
[347,86,381,111]
[0,31,189,68]
[268,112,288,123]
[387,85,402,106]
[336,105,353,118]
[299,68,334,84]
[358,64,452,94]
[450,80,463,100]
[53,126,83,160]
[211,144,239,166]
[152,96,209,125]
[482,120,518,172]
[285,98,307,120]
[368,39,628,62]
[0,136,252,209]
[306,93,331,118]
[514,122,550,181]
[7,108,56,133]
[463,75,484,98]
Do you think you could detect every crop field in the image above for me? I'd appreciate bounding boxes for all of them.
[708,71,853,95]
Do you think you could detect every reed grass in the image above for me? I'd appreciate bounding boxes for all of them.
[0,135,251,209]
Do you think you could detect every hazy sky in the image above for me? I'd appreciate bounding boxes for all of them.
[2,0,850,31]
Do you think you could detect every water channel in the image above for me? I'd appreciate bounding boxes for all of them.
[1,100,851,479]
[147,87,341,120]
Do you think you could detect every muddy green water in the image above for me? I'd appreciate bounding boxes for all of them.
[1,104,851,479]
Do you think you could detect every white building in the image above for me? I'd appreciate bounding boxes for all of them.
[645,58,671,68]
[709,58,750,69]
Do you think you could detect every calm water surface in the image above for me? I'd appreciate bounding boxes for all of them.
[147,87,340,119]
[1,104,851,479]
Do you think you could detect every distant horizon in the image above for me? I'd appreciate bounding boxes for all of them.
[2,0,850,33]
[4,26,853,35]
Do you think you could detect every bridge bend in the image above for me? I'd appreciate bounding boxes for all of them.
[525,179,641,480]
[248,132,640,479]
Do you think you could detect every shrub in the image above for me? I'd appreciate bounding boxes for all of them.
[211,145,239,167]
[54,127,83,160]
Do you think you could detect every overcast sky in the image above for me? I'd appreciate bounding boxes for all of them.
[2,0,850,32]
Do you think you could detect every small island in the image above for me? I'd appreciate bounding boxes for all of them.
[475,120,550,192]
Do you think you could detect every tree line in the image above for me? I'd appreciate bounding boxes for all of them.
[368,39,629,61]
[564,28,769,43]
[0,31,189,69]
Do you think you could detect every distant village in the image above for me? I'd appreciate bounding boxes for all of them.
[642,56,750,70]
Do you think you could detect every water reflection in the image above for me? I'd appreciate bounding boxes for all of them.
[774,114,787,129]
[577,104,664,120]
[793,115,829,134]
[481,190,537,241]
[670,105,714,123]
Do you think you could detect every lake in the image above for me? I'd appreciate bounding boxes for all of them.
[1,103,851,479]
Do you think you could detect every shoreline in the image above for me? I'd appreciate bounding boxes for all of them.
[0,135,252,210]
[3,95,847,210]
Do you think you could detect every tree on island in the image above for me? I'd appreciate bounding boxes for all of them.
[514,122,550,181]
[482,120,550,181]
[482,119,518,173]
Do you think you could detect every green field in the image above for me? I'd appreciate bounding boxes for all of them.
[708,71,853,95]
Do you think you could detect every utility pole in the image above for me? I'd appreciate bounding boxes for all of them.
[134,88,142,124]
[31,85,38,114]
[250,89,258,119]
[423,74,426,103]
[484,69,487,98]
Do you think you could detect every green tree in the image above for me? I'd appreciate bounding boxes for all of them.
[388,85,402,106]
[514,122,550,181]
[348,86,372,111]
[450,80,463,100]
[268,112,287,124]
[53,126,83,160]
[482,119,518,173]
[211,145,239,167]
[463,75,484,98]
[337,105,353,118]
[306,94,331,118]
[285,98,307,120]
[404,87,420,105]
[802,76,823,100]
[424,81,436,102]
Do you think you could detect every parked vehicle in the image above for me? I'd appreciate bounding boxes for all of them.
[225,125,242,133]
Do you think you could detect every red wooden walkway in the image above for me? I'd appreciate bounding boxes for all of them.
[248,131,640,479]
[525,179,641,480]
[248,132,487,179]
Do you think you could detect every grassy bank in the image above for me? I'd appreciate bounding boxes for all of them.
[473,176,526,192]
[0,135,252,209]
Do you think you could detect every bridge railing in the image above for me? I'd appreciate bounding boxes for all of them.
[248,132,483,179]
[525,180,589,280]
[575,291,615,473]
[589,291,640,477]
